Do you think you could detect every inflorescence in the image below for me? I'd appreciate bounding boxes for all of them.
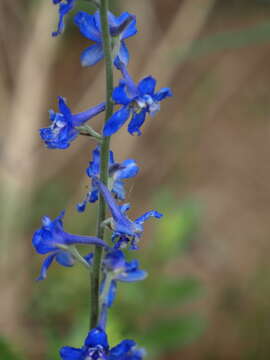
[33,1,172,358]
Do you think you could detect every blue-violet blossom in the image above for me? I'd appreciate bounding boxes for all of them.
[74,11,137,67]
[101,249,147,308]
[93,177,162,249]
[77,146,139,211]
[32,211,108,280]
[52,0,76,37]
[103,63,172,136]
[60,327,145,360]
[40,96,105,149]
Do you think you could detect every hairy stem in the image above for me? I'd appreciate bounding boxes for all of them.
[90,0,114,329]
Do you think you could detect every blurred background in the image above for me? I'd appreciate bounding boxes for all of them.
[1,0,270,359]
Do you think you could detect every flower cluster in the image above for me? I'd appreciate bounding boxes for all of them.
[34,1,172,358]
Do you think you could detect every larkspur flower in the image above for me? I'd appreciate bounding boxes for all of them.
[93,177,162,249]
[40,97,105,149]
[52,0,76,37]
[32,211,108,280]
[103,62,173,136]
[101,249,147,308]
[60,327,145,360]
[77,146,139,211]
[74,11,137,67]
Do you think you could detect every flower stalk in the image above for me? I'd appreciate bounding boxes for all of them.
[90,0,114,329]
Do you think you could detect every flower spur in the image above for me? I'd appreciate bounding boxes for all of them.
[32,211,109,280]
[93,177,162,249]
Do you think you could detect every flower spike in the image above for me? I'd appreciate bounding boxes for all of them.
[36,1,170,357]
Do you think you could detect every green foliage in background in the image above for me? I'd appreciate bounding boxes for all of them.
[0,338,23,360]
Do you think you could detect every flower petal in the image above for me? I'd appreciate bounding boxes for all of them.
[59,346,82,360]
[87,146,101,177]
[55,250,75,267]
[120,203,131,214]
[32,229,58,254]
[127,109,147,136]
[36,253,57,281]
[39,121,78,150]
[112,83,130,105]
[93,10,102,33]
[58,96,72,119]
[76,198,88,212]
[104,250,126,271]
[117,41,129,66]
[135,210,163,225]
[80,43,104,67]
[116,269,148,282]
[112,179,125,200]
[110,12,133,36]
[138,76,156,96]
[154,87,173,102]
[52,0,75,37]
[116,159,139,179]
[84,327,109,349]
[121,14,137,39]
[109,339,136,359]
[89,188,99,203]
[74,11,101,42]
[103,106,131,136]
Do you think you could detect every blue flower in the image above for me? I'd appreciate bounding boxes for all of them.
[40,97,105,149]
[93,177,163,249]
[101,250,147,308]
[103,250,147,282]
[52,0,76,37]
[103,63,173,136]
[32,211,108,280]
[77,146,139,211]
[74,11,137,67]
[60,327,145,360]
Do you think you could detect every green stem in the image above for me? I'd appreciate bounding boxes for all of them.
[90,0,114,329]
